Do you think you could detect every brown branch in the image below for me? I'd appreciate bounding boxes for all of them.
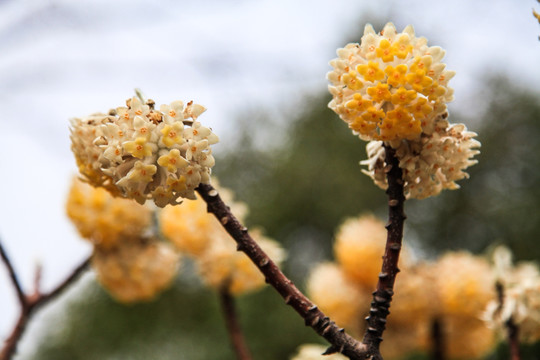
[0,241,26,307]
[0,240,91,360]
[196,184,369,360]
[219,287,253,360]
[430,318,445,360]
[496,281,521,360]
[506,318,521,360]
[361,145,406,360]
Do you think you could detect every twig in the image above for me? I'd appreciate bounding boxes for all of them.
[219,287,253,360]
[361,145,406,360]
[0,239,90,360]
[506,318,520,360]
[0,242,26,307]
[495,281,521,360]
[430,318,445,360]
[196,184,369,360]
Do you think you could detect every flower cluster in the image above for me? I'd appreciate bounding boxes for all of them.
[307,215,496,359]
[328,23,453,142]
[70,95,218,207]
[66,178,179,303]
[160,182,285,295]
[361,120,481,199]
[328,23,480,199]
[66,177,151,249]
[93,238,180,303]
[484,246,540,343]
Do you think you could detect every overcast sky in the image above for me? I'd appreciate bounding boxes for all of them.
[1,0,539,341]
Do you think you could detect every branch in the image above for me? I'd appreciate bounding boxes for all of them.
[430,318,445,360]
[506,318,521,360]
[495,281,521,360]
[0,241,26,307]
[219,287,253,360]
[361,145,406,360]
[196,184,369,360]
[0,239,91,360]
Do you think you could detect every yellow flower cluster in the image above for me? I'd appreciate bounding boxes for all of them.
[66,177,180,303]
[66,178,151,249]
[93,239,180,303]
[70,95,218,207]
[432,252,496,359]
[328,23,480,199]
[307,215,497,359]
[333,214,410,290]
[328,23,454,142]
[160,183,285,295]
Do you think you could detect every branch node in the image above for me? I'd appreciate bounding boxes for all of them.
[259,258,269,267]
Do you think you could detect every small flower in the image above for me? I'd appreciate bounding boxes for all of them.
[357,61,385,82]
[160,122,185,148]
[385,64,408,86]
[157,149,188,173]
[366,83,391,102]
[70,94,219,207]
[123,137,153,159]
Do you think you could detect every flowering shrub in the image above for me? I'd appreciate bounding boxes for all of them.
[3,18,538,360]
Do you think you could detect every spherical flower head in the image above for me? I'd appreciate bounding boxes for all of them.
[159,181,283,295]
[70,96,219,207]
[92,238,180,303]
[389,264,437,325]
[333,214,410,289]
[435,252,495,318]
[66,177,152,250]
[361,119,481,199]
[441,316,496,360]
[290,344,347,360]
[328,23,454,142]
[197,229,286,295]
[307,262,370,335]
[159,183,248,257]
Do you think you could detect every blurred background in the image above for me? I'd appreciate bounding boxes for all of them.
[1,0,540,359]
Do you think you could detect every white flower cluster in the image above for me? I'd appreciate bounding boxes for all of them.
[361,115,481,199]
[484,247,540,343]
[70,95,218,207]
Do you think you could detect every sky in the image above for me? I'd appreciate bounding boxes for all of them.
[1,0,539,343]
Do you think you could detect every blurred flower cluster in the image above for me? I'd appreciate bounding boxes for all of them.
[66,178,179,302]
[328,23,480,199]
[66,177,283,302]
[484,246,540,343]
[160,182,285,295]
[70,95,218,207]
[304,214,497,359]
